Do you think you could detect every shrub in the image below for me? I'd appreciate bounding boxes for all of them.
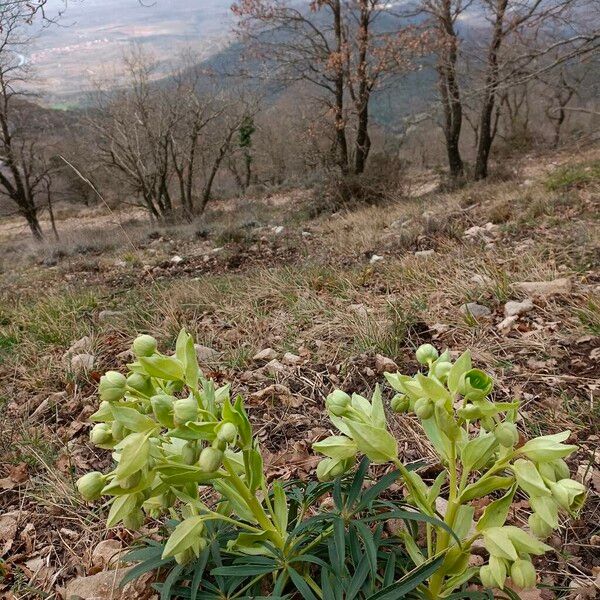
[78,332,585,598]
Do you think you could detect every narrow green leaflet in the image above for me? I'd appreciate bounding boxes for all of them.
[476,485,517,531]
[139,355,185,381]
[110,404,156,433]
[447,350,471,394]
[163,516,205,558]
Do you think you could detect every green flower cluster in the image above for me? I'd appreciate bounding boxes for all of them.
[77,329,273,565]
[314,344,585,596]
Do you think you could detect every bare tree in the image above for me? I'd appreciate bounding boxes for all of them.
[91,51,256,220]
[232,0,426,176]
[0,3,55,240]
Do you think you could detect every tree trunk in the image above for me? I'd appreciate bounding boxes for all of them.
[474,0,507,181]
[23,207,43,241]
[332,0,349,174]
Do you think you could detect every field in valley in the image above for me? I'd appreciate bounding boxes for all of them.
[0,148,599,598]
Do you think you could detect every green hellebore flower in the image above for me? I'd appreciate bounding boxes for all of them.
[552,458,571,481]
[458,368,493,401]
[313,435,358,460]
[90,400,113,422]
[481,415,495,431]
[537,461,558,483]
[127,372,154,396]
[458,403,484,420]
[528,512,553,539]
[316,456,353,482]
[480,561,506,590]
[414,397,434,420]
[517,431,577,463]
[510,558,537,590]
[173,396,198,425]
[151,394,175,428]
[216,422,238,444]
[90,423,114,447]
[326,390,352,417]
[76,471,106,501]
[132,334,157,357]
[433,361,452,381]
[111,419,126,441]
[415,343,439,365]
[390,394,410,414]
[181,441,199,465]
[98,371,127,402]
[494,422,519,448]
[548,479,586,514]
[123,509,144,530]
[198,447,223,472]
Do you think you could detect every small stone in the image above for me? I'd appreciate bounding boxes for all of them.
[170,255,184,264]
[264,359,286,377]
[460,302,491,318]
[272,225,285,235]
[212,246,224,253]
[375,354,398,374]
[253,348,278,361]
[64,567,132,599]
[369,254,384,264]
[42,256,58,267]
[349,303,369,319]
[98,310,124,324]
[195,344,219,363]
[63,336,93,362]
[470,274,492,286]
[301,231,311,238]
[92,539,124,568]
[504,299,534,318]
[514,278,572,297]
[282,352,302,366]
[113,259,127,268]
[70,353,95,375]
[414,249,435,258]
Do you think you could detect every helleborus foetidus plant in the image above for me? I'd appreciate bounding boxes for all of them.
[78,328,296,565]
[314,344,585,598]
[78,330,448,600]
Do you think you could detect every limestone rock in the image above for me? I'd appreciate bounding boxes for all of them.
[504,299,534,318]
[64,568,130,599]
[375,354,398,374]
[460,302,491,318]
[253,348,278,361]
[92,540,125,569]
[70,353,95,375]
[282,352,302,366]
[194,344,219,364]
[98,310,125,324]
[514,278,572,298]
[414,249,435,258]
[63,336,93,362]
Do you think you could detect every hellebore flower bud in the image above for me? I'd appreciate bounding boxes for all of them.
[548,479,586,514]
[510,559,537,590]
[127,372,154,396]
[390,394,410,413]
[414,397,434,420]
[528,512,553,539]
[90,400,113,422]
[504,526,552,555]
[132,334,157,357]
[416,344,439,365]
[76,471,106,501]
[198,447,223,472]
[326,390,352,417]
[123,509,144,530]
[173,396,198,425]
[216,422,238,444]
[181,441,198,465]
[316,457,352,482]
[494,422,519,448]
[459,403,484,420]
[111,419,126,441]
[99,371,127,402]
[458,368,493,401]
[480,561,506,590]
[151,394,175,428]
[481,416,495,431]
[90,423,114,447]
[433,361,452,381]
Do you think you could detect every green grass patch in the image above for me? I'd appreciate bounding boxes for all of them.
[545,160,600,191]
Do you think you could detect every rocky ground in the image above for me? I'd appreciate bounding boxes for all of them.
[0,149,599,599]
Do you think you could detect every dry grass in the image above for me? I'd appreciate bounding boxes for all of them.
[0,147,599,597]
